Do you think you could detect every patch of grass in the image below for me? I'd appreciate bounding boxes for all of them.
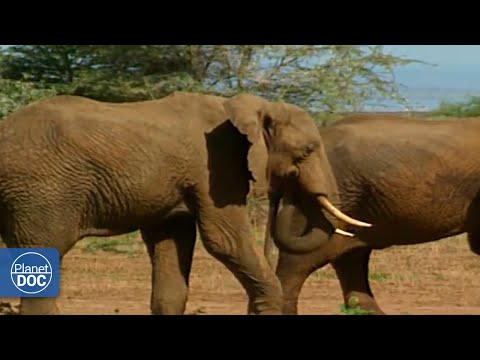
[340,297,375,315]
[369,272,390,282]
[340,304,373,315]
[312,270,337,280]
[433,272,447,281]
[78,232,139,255]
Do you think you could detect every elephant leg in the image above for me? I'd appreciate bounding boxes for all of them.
[331,247,385,315]
[195,205,282,315]
[467,230,480,255]
[276,249,330,315]
[141,212,197,315]
[19,298,60,315]
[1,218,79,315]
[19,248,70,315]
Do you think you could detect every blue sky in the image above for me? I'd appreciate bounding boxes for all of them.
[383,45,480,67]
[382,45,480,90]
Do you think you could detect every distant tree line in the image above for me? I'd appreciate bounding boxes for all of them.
[430,96,480,118]
[0,45,424,123]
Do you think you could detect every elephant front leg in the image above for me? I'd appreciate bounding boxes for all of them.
[331,247,385,315]
[467,230,480,255]
[276,249,331,314]
[195,206,283,315]
[141,212,197,315]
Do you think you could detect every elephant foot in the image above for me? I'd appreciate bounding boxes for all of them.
[20,298,60,315]
[151,300,187,315]
[343,292,385,315]
[247,298,282,315]
[248,308,282,315]
[281,298,299,315]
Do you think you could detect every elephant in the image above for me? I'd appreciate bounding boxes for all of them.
[264,113,480,315]
[0,91,370,315]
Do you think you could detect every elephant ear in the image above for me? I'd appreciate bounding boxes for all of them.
[223,94,274,197]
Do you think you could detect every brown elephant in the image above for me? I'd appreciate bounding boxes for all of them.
[264,113,480,315]
[0,91,369,315]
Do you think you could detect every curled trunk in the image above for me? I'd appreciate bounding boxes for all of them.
[273,202,331,254]
[263,192,281,269]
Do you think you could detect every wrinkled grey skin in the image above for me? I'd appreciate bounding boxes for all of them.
[266,114,480,315]
[0,91,348,315]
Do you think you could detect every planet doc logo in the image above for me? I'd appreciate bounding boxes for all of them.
[10,252,53,294]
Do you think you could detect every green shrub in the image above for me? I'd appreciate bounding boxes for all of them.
[431,96,480,118]
[0,79,57,120]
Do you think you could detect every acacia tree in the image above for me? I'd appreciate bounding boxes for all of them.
[0,78,56,120]
[0,45,86,84]
[0,45,192,102]
[0,45,421,122]
[184,45,421,124]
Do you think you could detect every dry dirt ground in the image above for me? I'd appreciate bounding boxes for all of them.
[2,227,480,315]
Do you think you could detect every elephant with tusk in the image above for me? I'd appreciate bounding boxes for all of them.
[0,91,370,315]
[265,113,480,315]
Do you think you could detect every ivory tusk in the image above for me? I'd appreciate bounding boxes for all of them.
[335,228,355,237]
[318,196,372,228]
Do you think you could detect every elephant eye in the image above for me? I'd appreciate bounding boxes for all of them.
[304,143,315,156]
[293,143,316,164]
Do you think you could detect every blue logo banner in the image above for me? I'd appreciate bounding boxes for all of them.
[0,248,60,297]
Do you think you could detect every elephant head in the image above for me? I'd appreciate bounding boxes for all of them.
[223,94,372,258]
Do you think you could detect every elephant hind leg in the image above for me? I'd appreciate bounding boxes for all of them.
[331,247,385,315]
[467,231,480,255]
[2,214,81,315]
[141,210,197,315]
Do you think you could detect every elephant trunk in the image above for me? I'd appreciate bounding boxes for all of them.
[274,202,331,254]
[263,146,372,259]
[263,191,281,269]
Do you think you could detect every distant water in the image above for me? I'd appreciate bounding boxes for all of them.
[365,87,480,112]
[367,64,480,112]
